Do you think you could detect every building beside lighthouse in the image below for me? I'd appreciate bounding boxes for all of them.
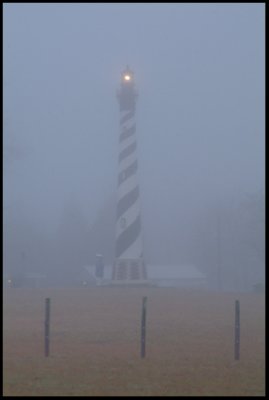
[111,66,148,284]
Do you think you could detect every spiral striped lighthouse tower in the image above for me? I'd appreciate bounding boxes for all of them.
[112,66,148,284]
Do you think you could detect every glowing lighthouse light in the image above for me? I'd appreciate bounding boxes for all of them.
[124,74,131,81]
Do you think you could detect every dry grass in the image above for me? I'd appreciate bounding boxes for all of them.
[3,287,265,396]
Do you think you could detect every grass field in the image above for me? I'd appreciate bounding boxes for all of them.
[3,287,265,396]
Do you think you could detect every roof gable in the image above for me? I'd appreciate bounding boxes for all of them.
[146,265,206,280]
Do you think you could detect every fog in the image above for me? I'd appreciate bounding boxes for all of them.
[3,4,265,290]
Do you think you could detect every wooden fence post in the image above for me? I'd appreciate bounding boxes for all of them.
[234,299,240,360]
[45,298,50,357]
[141,296,147,358]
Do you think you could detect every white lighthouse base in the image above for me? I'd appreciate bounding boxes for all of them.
[111,258,149,285]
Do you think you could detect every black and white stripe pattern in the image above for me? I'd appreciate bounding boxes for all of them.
[115,108,143,259]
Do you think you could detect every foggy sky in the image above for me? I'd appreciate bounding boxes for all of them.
[3,3,265,235]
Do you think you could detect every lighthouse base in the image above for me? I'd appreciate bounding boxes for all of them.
[111,258,148,285]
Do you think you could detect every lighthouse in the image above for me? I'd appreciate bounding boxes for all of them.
[112,66,147,284]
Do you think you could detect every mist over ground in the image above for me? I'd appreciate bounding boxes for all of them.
[3,3,265,290]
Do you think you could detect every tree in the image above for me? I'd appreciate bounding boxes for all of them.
[55,199,91,284]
